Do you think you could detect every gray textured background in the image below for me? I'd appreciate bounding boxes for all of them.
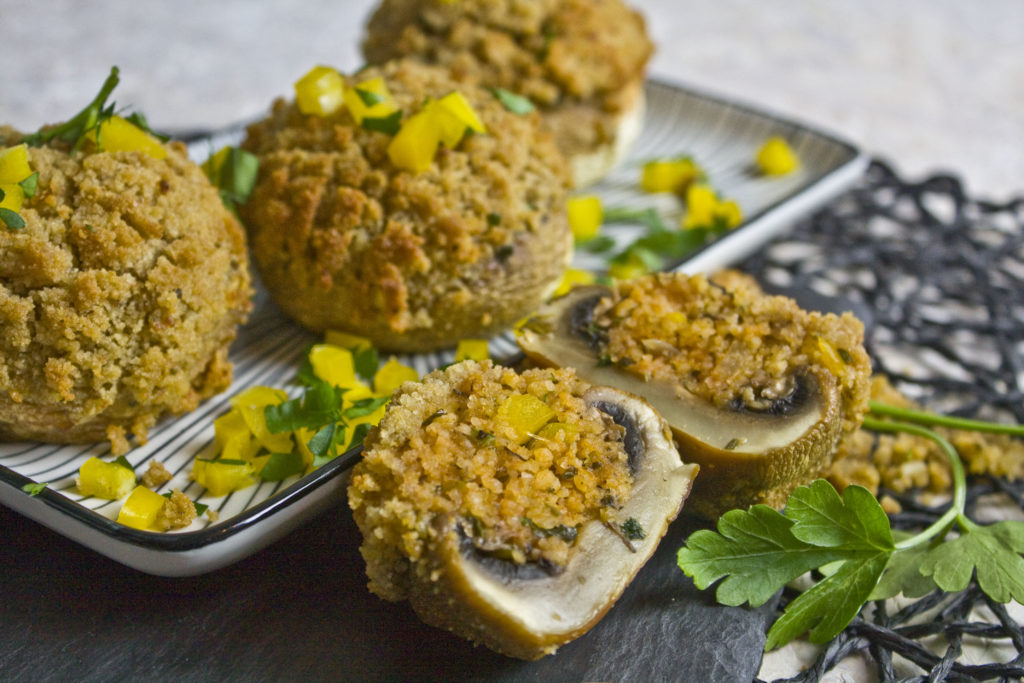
[1,0,1022,199]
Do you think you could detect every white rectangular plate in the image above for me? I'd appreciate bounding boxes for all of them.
[0,79,867,576]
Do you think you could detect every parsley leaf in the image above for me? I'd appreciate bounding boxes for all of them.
[113,455,134,471]
[0,207,26,230]
[919,521,1024,603]
[678,503,848,608]
[264,379,346,433]
[352,345,380,385]
[787,480,894,551]
[259,451,306,481]
[766,552,890,649]
[490,88,535,115]
[18,172,39,198]
[361,110,403,135]
[354,87,386,107]
[21,482,48,496]
[23,66,121,149]
[868,540,938,601]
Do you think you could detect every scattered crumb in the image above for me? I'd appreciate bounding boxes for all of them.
[141,460,173,488]
[154,489,197,530]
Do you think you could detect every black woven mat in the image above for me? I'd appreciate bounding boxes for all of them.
[742,160,1024,682]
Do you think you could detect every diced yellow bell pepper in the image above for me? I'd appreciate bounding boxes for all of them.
[641,158,700,194]
[553,267,596,297]
[0,144,32,183]
[536,422,579,443]
[815,336,847,376]
[387,109,440,173]
[295,65,346,117]
[373,357,418,396]
[324,330,372,351]
[295,427,316,467]
[308,344,359,388]
[193,459,255,497]
[214,410,259,462]
[681,184,743,230]
[230,386,292,453]
[608,252,649,281]
[454,339,490,362]
[567,195,603,242]
[343,77,399,125]
[117,485,168,530]
[498,394,557,444]
[0,182,24,212]
[77,456,136,500]
[432,91,487,147]
[201,146,230,183]
[340,403,388,451]
[93,116,167,159]
[756,136,799,176]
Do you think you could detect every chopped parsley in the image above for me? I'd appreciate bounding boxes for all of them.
[361,110,403,135]
[21,482,48,496]
[490,88,535,115]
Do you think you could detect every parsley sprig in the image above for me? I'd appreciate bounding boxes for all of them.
[677,403,1024,650]
[22,66,121,149]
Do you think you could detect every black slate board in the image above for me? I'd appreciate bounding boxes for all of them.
[0,500,775,682]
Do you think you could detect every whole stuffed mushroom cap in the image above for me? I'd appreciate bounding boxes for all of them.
[240,59,572,352]
[362,0,653,187]
[0,125,252,453]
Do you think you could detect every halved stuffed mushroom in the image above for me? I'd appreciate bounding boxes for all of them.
[348,360,698,659]
[517,272,872,518]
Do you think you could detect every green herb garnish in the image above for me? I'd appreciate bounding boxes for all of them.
[490,88,535,115]
[522,517,579,543]
[21,482,48,496]
[677,404,1024,650]
[203,146,259,210]
[23,66,121,149]
[355,88,386,107]
[258,451,306,481]
[621,517,646,540]
[113,455,134,471]
[18,172,38,198]
[352,345,380,385]
[361,110,403,135]
[0,206,26,230]
[486,212,502,227]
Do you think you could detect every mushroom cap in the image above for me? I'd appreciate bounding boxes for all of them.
[518,282,860,518]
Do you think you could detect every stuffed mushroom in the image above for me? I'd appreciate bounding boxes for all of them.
[241,59,572,352]
[0,70,252,454]
[348,360,698,659]
[517,272,872,518]
[362,0,653,187]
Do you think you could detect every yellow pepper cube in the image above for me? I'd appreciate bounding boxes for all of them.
[388,109,441,173]
[341,404,388,451]
[756,136,799,176]
[230,386,292,453]
[0,182,24,213]
[682,184,718,228]
[498,394,557,444]
[214,410,259,462]
[567,195,603,242]
[343,77,399,125]
[816,336,847,376]
[536,422,580,443]
[193,459,255,497]
[294,65,346,117]
[553,268,596,298]
[454,339,490,362]
[431,91,487,147]
[641,158,700,194]
[0,144,33,184]
[324,330,372,351]
[77,456,136,500]
[373,357,418,396]
[718,199,744,229]
[94,116,167,159]
[308,344,364,389]
[117,486,168,530]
